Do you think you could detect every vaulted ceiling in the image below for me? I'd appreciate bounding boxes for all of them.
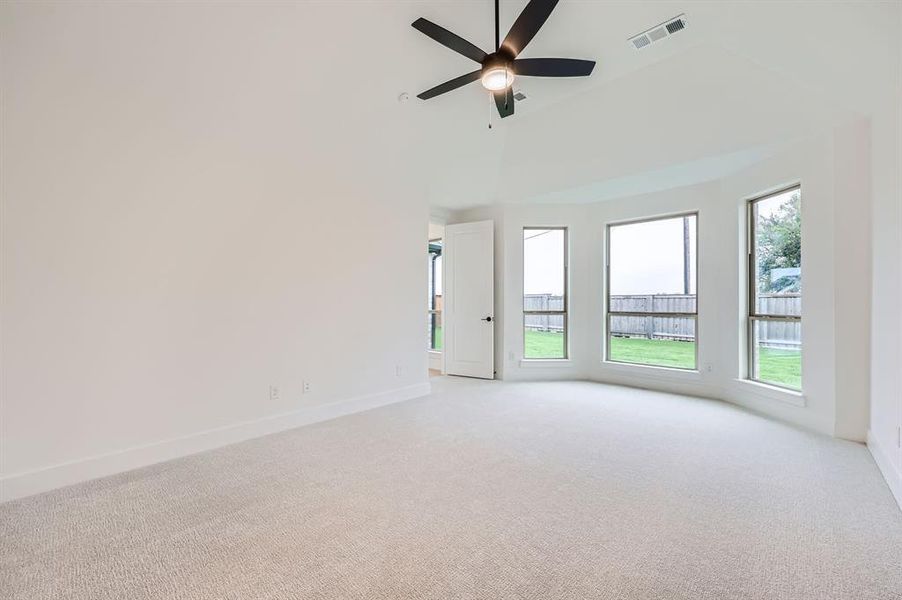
[4,1,899,209]
[402,1,901,207]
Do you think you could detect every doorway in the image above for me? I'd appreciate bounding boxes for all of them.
[427,223,444,377]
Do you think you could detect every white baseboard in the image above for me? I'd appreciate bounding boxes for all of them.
[427,351,442,371]
[867,429,902,512]
[0,382,431,503]
[589,371,835,437]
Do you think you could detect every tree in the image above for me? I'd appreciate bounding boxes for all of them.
[756,192,801,293]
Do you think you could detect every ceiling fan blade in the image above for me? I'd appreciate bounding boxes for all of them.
[514,58,595,77]
[417,70,482,100]
[500,0,559,58]
[412,18,487,64]
[494,87,515,118]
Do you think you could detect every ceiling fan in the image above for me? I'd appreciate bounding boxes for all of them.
[412,0,595,119]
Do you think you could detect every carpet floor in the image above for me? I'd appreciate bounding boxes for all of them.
[2,377,901,599]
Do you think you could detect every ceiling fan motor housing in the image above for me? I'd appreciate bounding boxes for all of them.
[482,52,514,73]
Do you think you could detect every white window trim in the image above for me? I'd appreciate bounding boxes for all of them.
[746,185,802,392]
[522,227,569,361]
[732,378,806,407]
[519,359,573,369]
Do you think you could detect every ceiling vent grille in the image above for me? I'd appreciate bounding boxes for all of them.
[648,27,667,42]
[629,15,687,50]
[665,18,685,34]
[631,35,651,49]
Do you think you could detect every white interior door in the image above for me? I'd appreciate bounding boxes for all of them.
[444,220,494,379]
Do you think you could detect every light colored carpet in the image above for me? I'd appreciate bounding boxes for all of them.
[2,377,901,600]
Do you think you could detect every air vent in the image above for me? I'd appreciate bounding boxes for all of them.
[648,27,667,42]
[513,91,527,101]
[629,14,687,50]
[666,18,685,34]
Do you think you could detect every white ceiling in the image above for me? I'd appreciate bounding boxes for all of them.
[5,1,898,210]
[401,1,901,208]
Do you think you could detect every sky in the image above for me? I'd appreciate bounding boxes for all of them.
[522,218,697,297]
[432,216,699,300]
[609,216,697,296]
[524,229,565,295]
[433,193,797,302]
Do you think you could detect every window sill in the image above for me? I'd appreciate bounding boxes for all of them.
[519,359,572,369]
[732,378,805,407]
[599,360,702,379]
[427,350,442,356]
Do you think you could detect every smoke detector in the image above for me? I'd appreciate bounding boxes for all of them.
[629,15,687,50]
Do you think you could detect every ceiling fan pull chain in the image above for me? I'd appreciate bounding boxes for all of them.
[488,92,494,129]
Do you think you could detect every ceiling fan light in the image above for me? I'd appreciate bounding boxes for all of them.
[481,66,514,91]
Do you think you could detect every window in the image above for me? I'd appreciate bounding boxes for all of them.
[523,228,567,359]
[427,239,443,351]
[748,186,801,390]
[606,214,697,369]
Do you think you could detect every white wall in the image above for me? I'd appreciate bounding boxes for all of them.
[832,119,873,441]
[867,14,901,507]
[868,96,902,507]
[717,129,872,439]
[0,4,430,501]
[585,183,732,402]
[462,127,873,441]
[498,204,594,382]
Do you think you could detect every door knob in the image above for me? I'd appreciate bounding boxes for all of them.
[481,316,493,322]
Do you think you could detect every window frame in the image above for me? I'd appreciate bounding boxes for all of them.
[522,226,569,360]
[427,238,442,352]
[604,211,699,371]
[746,184,802,391]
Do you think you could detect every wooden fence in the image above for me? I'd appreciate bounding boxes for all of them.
[609,294,696,342]
[753,293,801,349]
[524,294,565,333]
[524,293,801,349]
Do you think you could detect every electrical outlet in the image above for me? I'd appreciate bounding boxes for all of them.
[395,365,404,377]
[269,385,280,401]
[705,363,713,373]
[302,381,311,394]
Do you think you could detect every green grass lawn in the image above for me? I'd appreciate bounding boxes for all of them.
[436,328,801,390]
[524,329,565,359]
[431,326,443,350]
[754,347,802,390]
[607,336,696,370]
[522,330,694,366]
[528,331,802,389]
